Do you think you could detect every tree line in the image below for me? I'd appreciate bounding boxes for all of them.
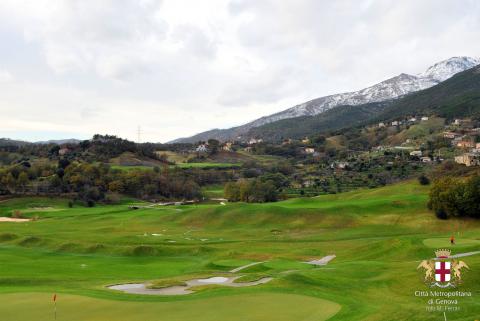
[0,160,202,206]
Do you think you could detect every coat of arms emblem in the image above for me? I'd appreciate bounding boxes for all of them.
[417,249,469,288]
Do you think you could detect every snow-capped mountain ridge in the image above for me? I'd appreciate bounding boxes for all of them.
[171,56,479,143]
[418,56,480,82]
[254,56,480,128]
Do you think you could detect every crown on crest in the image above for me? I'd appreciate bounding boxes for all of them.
[435,249,451,258]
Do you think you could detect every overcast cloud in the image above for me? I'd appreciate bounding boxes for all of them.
[0,0,479,142]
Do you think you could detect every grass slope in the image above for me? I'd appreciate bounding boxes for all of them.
[0,181,479,320]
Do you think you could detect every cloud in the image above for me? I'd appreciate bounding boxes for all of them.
[0,70,13,82]
[0,0,479,142]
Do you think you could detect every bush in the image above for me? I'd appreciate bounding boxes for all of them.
[418,175,430,185]
[12,210,23,218]
[435,208,448,220]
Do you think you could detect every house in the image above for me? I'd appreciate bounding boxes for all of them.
[282,138,292,145]
[477,143,480,149]
[391,121,400,126]
[244,146,253,153]
[454,119,462,125]
[443,131,461,139]
[455,153,480,167]
[195,144,208,153]
[421,156,432,163]
[409,117,417,122]
[378,122,386,128]
[421,116,429,121]
[456,140,475,149]
[301,137,310,144]
[337,162,349,169]
[304,147,315,154]
[248,138,263,145]
[222,142,233,152]
[451,136,463,146]
[409,150,422,157]
[58,148,71,156]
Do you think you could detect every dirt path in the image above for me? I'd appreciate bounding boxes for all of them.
[229,261,265,273]
[305,255,336,266]
[448,251,480,259]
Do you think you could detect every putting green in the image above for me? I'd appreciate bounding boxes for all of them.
[423,238,480,248]
[0,292,341,321]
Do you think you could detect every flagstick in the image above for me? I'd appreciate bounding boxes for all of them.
[443,312,447,321]
[54,301,57,320]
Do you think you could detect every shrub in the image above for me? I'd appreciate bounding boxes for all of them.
[12,210,23,218]
[418,175,430,185]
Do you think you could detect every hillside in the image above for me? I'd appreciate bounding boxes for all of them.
[171,56,479,143]
[247,102,390,141]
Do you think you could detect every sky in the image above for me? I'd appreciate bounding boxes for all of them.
[0,0,480,143]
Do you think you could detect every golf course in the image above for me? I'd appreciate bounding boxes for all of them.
[0,180,479,321]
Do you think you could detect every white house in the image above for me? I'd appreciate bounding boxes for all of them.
[248,138,263,145]
[58,148,71,156]
[304,147,315,154]
[421,156,432,163]
[421,116,429,121]
[409,150,422,157]
[378,122,386,128]
[196,144,208,153]
[391,121,399,126]
[337,162,349,169]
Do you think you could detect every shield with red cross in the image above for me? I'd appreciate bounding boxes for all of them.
[434,260,451,283]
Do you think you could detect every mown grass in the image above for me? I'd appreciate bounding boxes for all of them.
[0,180,479,320]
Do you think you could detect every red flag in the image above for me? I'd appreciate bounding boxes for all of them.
[53,294,57,302]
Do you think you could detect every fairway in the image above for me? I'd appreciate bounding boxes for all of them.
[0,181,480,320]
[0,292,340,321]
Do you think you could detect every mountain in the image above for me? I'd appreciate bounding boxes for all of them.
[248,102,391,142]
[249,64,480,141]
[34,139,81,145]
[0,138,31,147]
[171,56,480,143]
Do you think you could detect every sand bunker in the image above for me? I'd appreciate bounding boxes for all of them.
[198,276,229,284]
[108,276,272,296]
[0,217,30,223]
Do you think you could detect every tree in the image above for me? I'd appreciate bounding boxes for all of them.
[224,182,240,202]
[207,139,220,155]
[17,172,29,193]
[428,175,480,219]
